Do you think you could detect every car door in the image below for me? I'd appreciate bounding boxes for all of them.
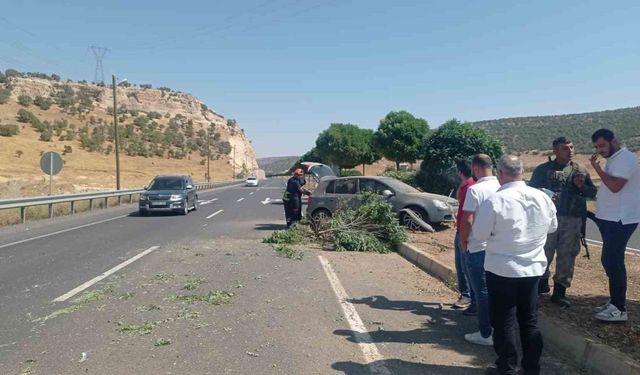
[186,177,196,206]
[330,178,359,210]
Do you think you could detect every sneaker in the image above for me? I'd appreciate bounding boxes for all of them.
[453,296,472,309]
[593,300,611,313]
[463,304,478,316]
[465,331,493,346]
[594,304,628,322]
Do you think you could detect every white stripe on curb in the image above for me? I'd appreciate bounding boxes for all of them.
[318,255,391,375]
[53,245,160,302]
[206,209,224,219]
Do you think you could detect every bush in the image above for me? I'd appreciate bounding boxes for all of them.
[63,145,72,155]
[339,169,363,177]
[147,111,162,120]
[17,95,32,107]
[0,88,11,104]
[33,95,52,110]
[0,124,19,137]
[16,109,39,124]
[39,129,53,142]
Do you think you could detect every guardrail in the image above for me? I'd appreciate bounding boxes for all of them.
[0,181,239,224]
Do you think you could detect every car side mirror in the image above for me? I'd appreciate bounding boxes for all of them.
[186,185,194,190]
[382,190,395,198]
[143,186,148,190]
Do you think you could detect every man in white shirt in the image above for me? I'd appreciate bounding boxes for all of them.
[473,155,557,375]
[459,154,501,346]
[589,129,640,322]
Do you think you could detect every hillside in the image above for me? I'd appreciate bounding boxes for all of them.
[473,106,640,153]
[0,70,258,198]
[257,156,299,176]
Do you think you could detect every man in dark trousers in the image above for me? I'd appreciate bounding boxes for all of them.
[283,168,311,228]
[473,155,557,375]
[529,137,597,307]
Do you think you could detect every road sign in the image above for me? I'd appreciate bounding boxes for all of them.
[40,151,63,195]
[40,151,63,175]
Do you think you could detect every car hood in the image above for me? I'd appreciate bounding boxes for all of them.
[143,190,184,196]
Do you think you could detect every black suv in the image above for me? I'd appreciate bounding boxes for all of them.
[139,175,198,216]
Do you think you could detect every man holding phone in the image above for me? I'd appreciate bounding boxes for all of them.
[590,129,640,322]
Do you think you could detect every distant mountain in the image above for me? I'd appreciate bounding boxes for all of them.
[473,106,640,153]
[257,156,299,175]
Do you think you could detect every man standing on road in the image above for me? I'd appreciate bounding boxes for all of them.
[453,159,475,310]
[459,154,501,346]
[473,155,557,375]
[529,137,597,307]
[283,168,311,228]
[590,129,640,322]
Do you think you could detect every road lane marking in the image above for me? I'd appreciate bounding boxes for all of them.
[237,198,245,202]
[585,238,640,256]
[249,192,255,195]
[200,198,219,206]
[318,255,390,375]
[206,209,224,219]
[53,245,160,302]
[261,198,271,205]
[0,215,129,250]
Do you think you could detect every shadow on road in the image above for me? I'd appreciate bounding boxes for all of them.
[335,295,491,368]
[254,223,288,231]
[332,359,484,375]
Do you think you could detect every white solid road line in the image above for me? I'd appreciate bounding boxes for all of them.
[0,214,129,250]
[53,245,160,302]
[318,255,391,375]
[206,209,224,219]
[237,198,245,202]
[585,238,640,255]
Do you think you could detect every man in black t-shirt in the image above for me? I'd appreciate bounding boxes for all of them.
[283,168,311,228]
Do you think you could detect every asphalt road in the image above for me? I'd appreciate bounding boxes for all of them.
[0,179,580,374]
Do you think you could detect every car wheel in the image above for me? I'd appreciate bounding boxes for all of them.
[181,200,189,215]
[401,206,428,231]
[193,196,199,211]
[139,209,147,216]
[311,208,332,222]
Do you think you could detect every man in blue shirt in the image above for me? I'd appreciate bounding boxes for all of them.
[283,168,311,228]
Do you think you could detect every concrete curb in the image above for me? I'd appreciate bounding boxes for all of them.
[397,242,640,375]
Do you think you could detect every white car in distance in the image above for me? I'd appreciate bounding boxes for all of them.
[245,176,259,187]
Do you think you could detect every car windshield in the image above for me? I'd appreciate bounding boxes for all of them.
[148,178,184,190]
[383,178,421,194]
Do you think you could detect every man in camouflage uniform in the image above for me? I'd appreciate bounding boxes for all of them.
[529,137,597,307]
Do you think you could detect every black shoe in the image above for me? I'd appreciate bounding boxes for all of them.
[485,366,509,375]
[463,304,478,316]
[550,284,570,308]
[538,279,550,295]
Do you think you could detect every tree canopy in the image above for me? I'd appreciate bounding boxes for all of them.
[316,123,380,169]
[373,111,429,169]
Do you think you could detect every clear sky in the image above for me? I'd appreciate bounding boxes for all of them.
[1,0,639,157]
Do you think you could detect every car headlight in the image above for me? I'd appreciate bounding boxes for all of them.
[170,194,183,201]
[139,195,148,201]
[433,200,448,209]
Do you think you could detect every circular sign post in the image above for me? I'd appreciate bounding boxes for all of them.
[40,151,63,195]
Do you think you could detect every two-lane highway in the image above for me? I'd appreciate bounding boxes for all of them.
[0,179,286,352]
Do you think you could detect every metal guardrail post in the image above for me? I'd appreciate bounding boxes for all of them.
[104,197,108,209]
[71,201,75,215]
[89,199,93,211]
[20,207,26,224]
[117,196,121,205]
[49,204,53,219]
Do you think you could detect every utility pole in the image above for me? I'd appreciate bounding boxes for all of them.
[112,75,121,190]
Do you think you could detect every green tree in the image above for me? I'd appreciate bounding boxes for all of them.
[315,123,377,169]
[0,124,19,137]
[373,111,429,170]
[417,119,503,195]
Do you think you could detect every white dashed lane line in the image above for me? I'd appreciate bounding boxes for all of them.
[206,209,224,219]
[237,198,245,202]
